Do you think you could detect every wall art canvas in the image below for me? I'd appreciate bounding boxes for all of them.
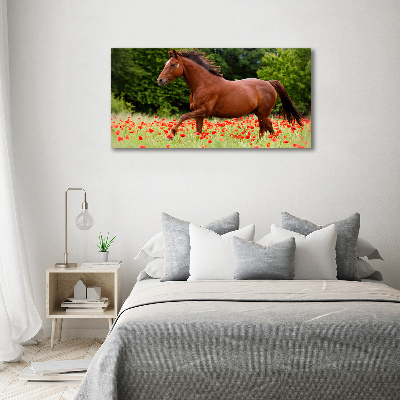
[111,48,311,149]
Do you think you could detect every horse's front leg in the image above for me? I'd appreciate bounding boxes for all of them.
[170,108,207,136]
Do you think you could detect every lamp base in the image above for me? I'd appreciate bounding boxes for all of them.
[55,263,77,268]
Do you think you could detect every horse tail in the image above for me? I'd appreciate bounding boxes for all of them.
[268,80,303,126]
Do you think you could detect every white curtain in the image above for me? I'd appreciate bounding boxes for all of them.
[0,0,42,366]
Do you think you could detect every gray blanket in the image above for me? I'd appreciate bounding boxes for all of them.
[75,280,400,400]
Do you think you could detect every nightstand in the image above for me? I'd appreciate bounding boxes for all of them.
[46,265,122,350]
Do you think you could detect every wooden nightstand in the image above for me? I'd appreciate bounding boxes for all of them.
[46,265,122,350]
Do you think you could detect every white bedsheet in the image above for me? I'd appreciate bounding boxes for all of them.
[131,274,386,297]
[130,277,163,294]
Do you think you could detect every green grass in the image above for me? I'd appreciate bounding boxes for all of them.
[111,112,311,149]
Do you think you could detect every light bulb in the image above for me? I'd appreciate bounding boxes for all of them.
[75,209,94,230]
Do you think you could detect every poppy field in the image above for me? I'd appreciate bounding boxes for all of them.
[111,113,311,149]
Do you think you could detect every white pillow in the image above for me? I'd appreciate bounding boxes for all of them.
[357,237,384,260]
[271,224,337,280]
[357,257,376,279]
[257,233,273,247]
[188,224,255,280]
[143,257,164,279]
[134,232,165,263]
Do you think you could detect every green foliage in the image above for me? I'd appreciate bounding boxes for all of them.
[198,48,267,81]
[111,48,190,115]
[257,48,311,116]
[111,92,134,114]
[96,232,116,252]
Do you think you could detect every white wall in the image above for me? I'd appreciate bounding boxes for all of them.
[6,0,400,337]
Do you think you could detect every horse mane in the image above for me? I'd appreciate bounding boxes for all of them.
[171,50,223,77]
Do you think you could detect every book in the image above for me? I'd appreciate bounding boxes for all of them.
[18,367,86,381]
[61,299,110,308]
[65,307,106,313]
[81,261,122,267]
[30,359,92,375]
[64,297,108,303]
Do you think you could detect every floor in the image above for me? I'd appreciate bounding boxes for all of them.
[0,338,104,400]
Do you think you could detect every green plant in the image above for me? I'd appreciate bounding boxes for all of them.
[257,48,311,116]
[111,92,134,114]
[97,232,116,252]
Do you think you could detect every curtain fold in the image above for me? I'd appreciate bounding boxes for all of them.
[0,0,42,363]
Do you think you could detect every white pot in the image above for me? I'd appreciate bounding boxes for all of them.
[98,251,109,262]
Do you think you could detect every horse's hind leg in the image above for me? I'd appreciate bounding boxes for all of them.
[195,117,204,134]
[258,117,266,137]
[256,104,276,138]
[256,111,275,139]
[265,119,274,135]
[257,117,275,139]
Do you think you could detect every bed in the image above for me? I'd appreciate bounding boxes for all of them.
[76,277,400,400]
[75,212,399,399]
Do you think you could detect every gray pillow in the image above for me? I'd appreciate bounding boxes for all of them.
[281,212,360,281]
[161,212,240,281]
[233,237,295,280]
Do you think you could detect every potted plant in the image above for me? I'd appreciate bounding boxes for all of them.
[97,232,116,262]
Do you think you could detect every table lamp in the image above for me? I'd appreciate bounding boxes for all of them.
[55,188,94,268]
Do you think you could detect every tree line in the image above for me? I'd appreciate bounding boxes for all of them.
[111,48,311,117]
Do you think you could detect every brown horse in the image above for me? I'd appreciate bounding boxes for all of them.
[157,49,303,138]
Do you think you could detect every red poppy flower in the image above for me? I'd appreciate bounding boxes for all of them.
[180,133,186,138]
[283,140,289,144]
[208,140,212,143]
[139,145,146,148]
[117,137,123,142]
[139,136,143,140]
[148,129,154,133]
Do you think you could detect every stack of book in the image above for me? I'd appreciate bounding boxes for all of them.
[19,359,92,381]
[81,261,122,268]
[61,297,109,313]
